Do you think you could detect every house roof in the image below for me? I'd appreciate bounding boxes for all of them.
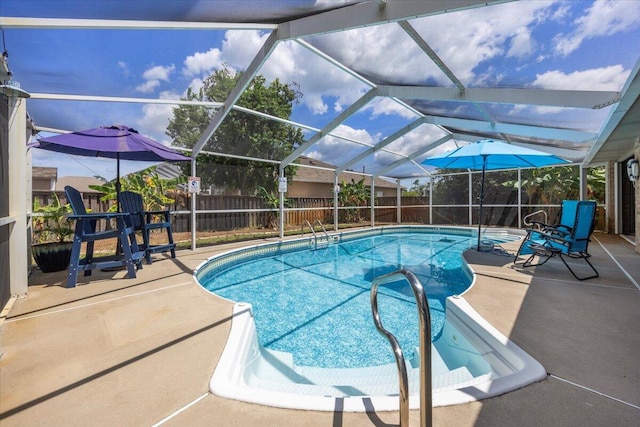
[55,176,105,194]
[294,156,398,189]
[32,166,57,180]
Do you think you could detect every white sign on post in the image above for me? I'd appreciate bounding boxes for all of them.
[278,177,287,193]
[188,176,201,194]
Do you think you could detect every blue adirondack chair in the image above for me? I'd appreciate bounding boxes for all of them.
[64,186,145,288]
[514,200,598,280]
[118,191,176,264]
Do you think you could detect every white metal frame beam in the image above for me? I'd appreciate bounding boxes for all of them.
[280,88,378,168]
[374,135,452,177]
[583,58,640,164]
[277,0,511,40]
[377,86,621,109]
[0,16,275,31]
[428,115,597,142]
[336,118,428,174]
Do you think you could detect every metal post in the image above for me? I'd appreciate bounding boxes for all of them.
[333,173,339,231]
[429,175,433,225]
[279,166,285,239]
[190,158,197,250]
[371,180,375,227]
[6,93,29,297]
[396,179,401,224]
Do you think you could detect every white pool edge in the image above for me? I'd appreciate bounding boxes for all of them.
[209,298,547,412]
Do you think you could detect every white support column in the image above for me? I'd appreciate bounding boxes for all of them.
[468,171,473,226]
[370,181,375,227]
[7,95,29,297]
[429,176,433,225]
[190,159,197,250]
[333,174,339,231]
[396,179,401,224]
[517,169,522,228]
[279,166,285,240]
[614,161,621,235]
[579,166,588,201]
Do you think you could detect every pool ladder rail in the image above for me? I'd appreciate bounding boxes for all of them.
[301,219,337,249]
[522,209,548,229]
[371,269,432,427]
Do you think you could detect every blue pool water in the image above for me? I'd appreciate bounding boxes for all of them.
[199,231,475,369]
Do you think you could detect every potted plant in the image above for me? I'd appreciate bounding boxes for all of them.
[31,192,74,272]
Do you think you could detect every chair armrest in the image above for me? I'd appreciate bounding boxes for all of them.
[144,210,172,223]
[529,220,549,228]
[528,229,570,245]
[144,210,171,215]
[68,212,129,220]
[544,225,572,236]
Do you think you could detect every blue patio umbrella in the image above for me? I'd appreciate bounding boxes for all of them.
[34,125,190,207]
[422,139,570,250]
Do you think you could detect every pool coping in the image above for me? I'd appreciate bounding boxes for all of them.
[198,226,547,412]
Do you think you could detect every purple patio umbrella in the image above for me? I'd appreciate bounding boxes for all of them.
[35,125,190,203]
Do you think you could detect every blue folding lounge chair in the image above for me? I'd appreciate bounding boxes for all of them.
[515,200,580,263]
[528,199,579,236]
[514,201,598,281]
[64,186,145,288]
[118,190,176,264]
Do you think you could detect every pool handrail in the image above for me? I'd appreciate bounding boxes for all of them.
[371,269,432,427]
[301,219,331,248]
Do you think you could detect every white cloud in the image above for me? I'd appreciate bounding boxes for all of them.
[182,47,224,77]
[407,1,555,85]
[118,61,130,77]
[221,30,269,70]
[136,91,181,143]
[553,0,640,56]
[136,64,175,93]
[507,28,534,58]
[262,39,370,115]
[135,79,160,93]
[143,64,175,81]
[305,124,376,165]
[532,65,629,90]
[365,98,420,120]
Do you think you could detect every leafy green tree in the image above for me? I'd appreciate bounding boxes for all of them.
[258,186,291,229]
[89,166,185,212]
[166,66,304,195]
[403,179,428,197]
[338,178,370,223]
[502,165,605,205]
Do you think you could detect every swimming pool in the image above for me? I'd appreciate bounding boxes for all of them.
[195,226,546,411]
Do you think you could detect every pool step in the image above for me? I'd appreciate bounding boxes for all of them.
[245,346,480,397]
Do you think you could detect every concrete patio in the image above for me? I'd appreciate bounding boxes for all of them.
[1,232,639,426]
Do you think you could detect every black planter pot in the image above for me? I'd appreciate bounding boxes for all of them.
[32,242,73,273]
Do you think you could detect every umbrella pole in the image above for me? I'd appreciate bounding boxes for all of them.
[116,154,121,213]
[477,161,486,251]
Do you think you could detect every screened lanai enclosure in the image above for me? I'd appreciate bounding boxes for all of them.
[1,0,640,304]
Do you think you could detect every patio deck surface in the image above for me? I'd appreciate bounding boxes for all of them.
[1,231,639,426]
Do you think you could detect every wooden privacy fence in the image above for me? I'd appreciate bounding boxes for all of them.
[32,192,431,233]
[34,192,603,234]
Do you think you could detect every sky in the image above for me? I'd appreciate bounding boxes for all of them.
[2,0,640,182]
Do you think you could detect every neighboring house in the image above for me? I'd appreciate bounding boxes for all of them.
[32,166,57,191]
[55,176,105,194]
[32,166,105,195]
[288,156,400,198]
